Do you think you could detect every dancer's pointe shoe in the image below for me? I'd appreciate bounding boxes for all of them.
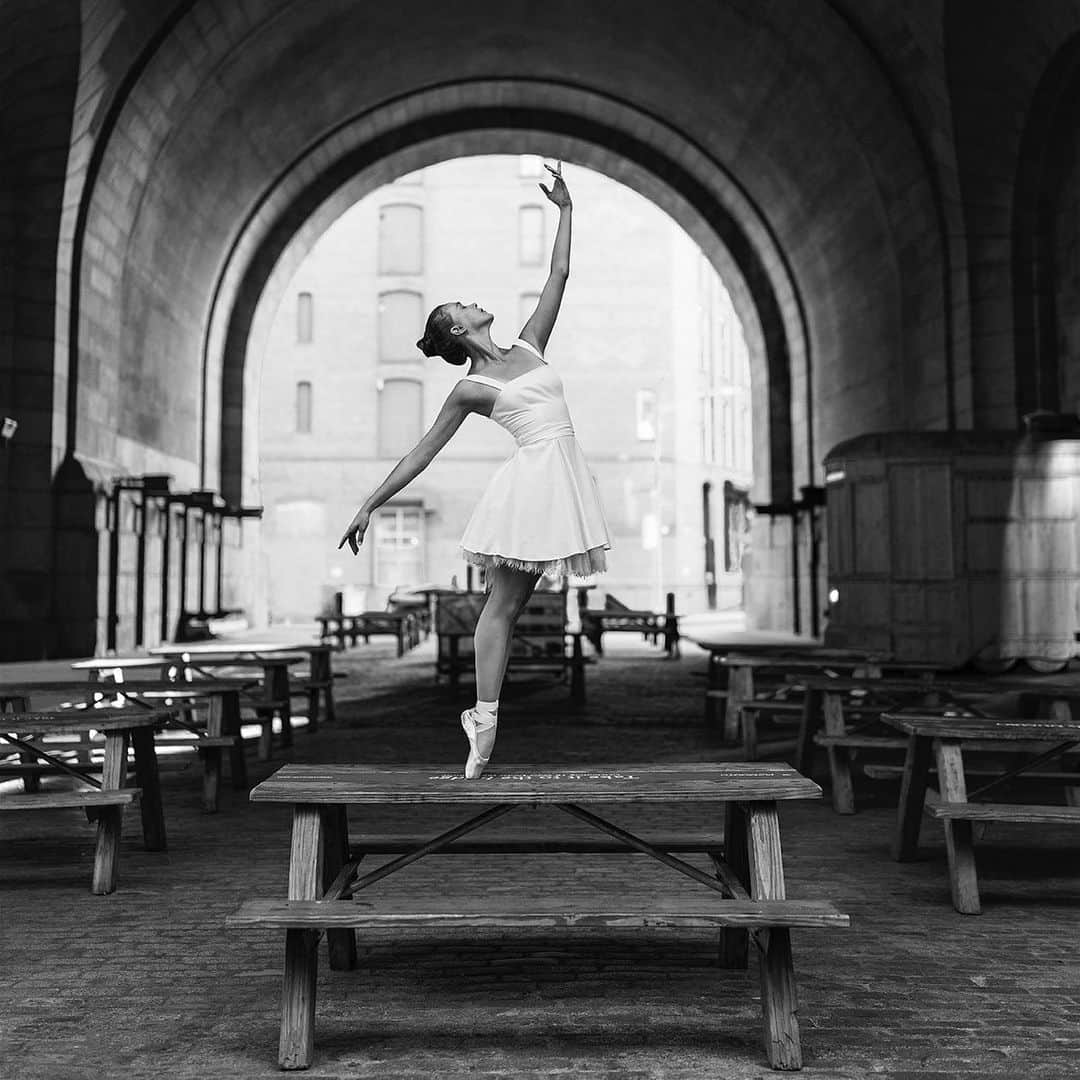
[461,708,497,779]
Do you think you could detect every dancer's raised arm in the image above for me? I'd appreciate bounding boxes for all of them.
[337,382,483,554]
[520,162,572,354]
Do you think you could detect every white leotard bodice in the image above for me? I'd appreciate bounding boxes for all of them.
[461,338,576,447]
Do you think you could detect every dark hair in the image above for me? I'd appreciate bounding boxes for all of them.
[416,304,468,366]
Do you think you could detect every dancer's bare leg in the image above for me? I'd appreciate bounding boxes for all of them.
[461,564,541,776]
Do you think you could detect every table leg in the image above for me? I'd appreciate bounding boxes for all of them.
[718,801,749,969]
[570,634,585,704]
[704,652,726,742]
[322,806,357,971]
[746,801,801,1071]
[724,665,753,744]
[130,725,167,852]
[280,805,324,1070]
[823,692,855,814]
[203,696,224,813]
[892,733,932,861]
[223,690,248,791]
[91,730,129,895]
[796,686,822,777]
[934,738,981,914]
[271,662,294,749]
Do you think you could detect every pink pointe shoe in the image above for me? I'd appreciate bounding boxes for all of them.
[461,708,497,779]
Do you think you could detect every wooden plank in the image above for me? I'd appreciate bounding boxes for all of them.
[892,734,932,862]
[321,806,357,972]
[927,802,1080,824]
[865,764,1080,783]
[227,898,851,930]
[745,803,801,1070]
[934,740,981,915]
[91,730,128,895]
[823,693,856,815]
[882,713,1080,741]
[2,709,174,734]
[813,735,910,749]
[0,789,138,810]
[249,763,823,805]
[281,806,323,1069]
[348,831,727,854]
[130,725,166,852]
[719,802,750,969]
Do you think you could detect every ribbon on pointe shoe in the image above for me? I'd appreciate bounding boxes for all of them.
[461,708,497,780]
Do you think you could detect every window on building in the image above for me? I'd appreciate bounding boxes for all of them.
[373,505,425,587]
[378,290,423,362]
[636,389,657,442]
[700,394,715,463]
[297,292,313,343]
[519,155,546,178]
[719,395,735,466]
[295,381,312,434]
[378,204,423,274]
[518,205,545,266]
[519,291,541,330]
[377,377,423,457]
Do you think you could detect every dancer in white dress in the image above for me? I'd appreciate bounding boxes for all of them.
[339,162,611,778]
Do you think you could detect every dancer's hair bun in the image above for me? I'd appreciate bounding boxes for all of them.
[418,307,468,365]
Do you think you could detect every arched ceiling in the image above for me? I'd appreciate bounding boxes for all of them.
[71,0,949,501]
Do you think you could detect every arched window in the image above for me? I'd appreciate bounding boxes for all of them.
[296,292,313,343]
[518,205,545,266]
[378,290,423,362]
[295,381,312,434]
[378,204,423,274]
[377,378,423,458]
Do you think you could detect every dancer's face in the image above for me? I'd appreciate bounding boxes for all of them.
[448,301,494,334]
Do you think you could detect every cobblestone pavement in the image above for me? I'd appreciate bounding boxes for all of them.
[3,635,1080,1079]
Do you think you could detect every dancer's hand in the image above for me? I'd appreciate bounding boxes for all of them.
[539,161,572,209]
[337,508,370,555]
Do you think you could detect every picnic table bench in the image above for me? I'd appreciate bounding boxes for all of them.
[579,592,680,657]
[1,678,252,811]
[317,612,418,655]
[880,710,1080,913]
[0,707,174,892]
[228,761,849,1071]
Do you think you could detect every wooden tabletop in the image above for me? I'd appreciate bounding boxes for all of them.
[249,762,823,805]
[2,708,177,733]
[881,712,1080,740]
[149,642,316,658]
[1,678,257,695]
[684,631,827,653]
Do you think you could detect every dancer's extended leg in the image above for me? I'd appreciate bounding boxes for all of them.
[461,564,541,777]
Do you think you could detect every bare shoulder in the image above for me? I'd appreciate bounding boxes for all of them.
[452,378,497,411]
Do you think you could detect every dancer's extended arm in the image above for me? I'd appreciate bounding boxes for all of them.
[520,162,572,353]
[337,383,480,554]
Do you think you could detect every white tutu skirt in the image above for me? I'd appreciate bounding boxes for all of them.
[461,435,612,580]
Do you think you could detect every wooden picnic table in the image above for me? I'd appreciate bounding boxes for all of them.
[797,673,1080,813]
[228,761,849,1071]
[880,710,1080,913]
[150,640,337,731]
[1,678,253,811]
[684,629,943,752]
[77,647,307,760]
[0,706,174,893]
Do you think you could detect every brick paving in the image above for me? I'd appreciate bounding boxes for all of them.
[3,636,1080,1079]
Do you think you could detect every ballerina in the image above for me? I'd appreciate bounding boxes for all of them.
[338,162,611,777]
